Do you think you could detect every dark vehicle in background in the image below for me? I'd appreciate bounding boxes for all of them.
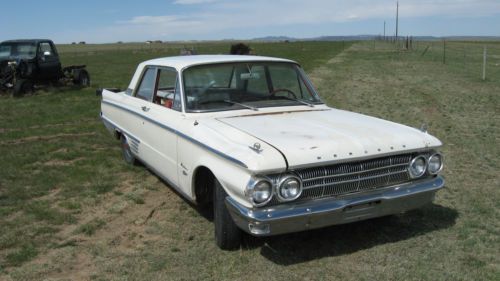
[0,39,90,96]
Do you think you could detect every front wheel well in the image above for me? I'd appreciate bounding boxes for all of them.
[193,166,215,207]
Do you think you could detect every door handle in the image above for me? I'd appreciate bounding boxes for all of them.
[141,106,150,112]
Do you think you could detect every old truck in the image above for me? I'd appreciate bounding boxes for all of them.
[0,39,90,96]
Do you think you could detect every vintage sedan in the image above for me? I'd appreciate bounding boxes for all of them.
[100,55,444,250]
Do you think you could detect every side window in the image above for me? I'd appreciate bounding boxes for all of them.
[39,42,55,56]
[136,68,157,101]
[155,68,181,111]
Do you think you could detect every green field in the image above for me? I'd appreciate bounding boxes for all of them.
[0,40,499,281]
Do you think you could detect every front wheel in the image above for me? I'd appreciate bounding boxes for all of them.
[214,179,242,250]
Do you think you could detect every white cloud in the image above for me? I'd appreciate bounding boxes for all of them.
[120,1,500,31]
[58,0,500,42]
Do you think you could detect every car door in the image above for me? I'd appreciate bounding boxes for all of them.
[37,42,62,80]
[139,67,182,188]
[120,66,181,188]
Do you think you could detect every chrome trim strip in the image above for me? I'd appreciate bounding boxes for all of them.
[101,100,248,169]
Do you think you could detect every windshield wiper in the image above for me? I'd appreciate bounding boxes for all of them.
[273,96,315,107]
[223,100,259,111]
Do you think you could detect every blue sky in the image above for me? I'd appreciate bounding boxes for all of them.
[1,0,499,43]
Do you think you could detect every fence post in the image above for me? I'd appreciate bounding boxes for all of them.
[463,45,466,68]
[482,46,487,80]
[443,39,446,64]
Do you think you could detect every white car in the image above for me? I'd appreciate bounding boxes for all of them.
[100,55,444,249]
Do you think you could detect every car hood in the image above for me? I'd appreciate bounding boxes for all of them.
[216,108,442,169]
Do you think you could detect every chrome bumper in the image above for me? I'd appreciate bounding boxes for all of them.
[225,176,445,236]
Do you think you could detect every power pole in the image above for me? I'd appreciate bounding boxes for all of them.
[483,46,487,80]
[384,21,386,40]
[395,1,399,40]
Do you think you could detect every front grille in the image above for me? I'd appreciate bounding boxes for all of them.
[269,153,418,205]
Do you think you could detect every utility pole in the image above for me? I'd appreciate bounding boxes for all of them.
[443,39,446,64]
[384,21,386,40]
[395,1,399,41]
[483,46,487,80]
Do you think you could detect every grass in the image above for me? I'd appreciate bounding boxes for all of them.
[73,219,106,236]
[0,40,499,280]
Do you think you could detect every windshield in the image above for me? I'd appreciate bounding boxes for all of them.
[182,62,322,112]
[0,42,37,60]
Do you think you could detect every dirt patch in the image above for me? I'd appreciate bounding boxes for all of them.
[6,174,177,280]
[43,157,85,167]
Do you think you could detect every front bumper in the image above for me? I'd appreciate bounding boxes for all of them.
[225,176,444,236]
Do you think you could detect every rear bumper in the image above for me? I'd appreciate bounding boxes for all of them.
[225,176,445,236]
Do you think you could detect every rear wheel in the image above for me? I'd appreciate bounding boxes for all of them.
[120,135,137,165]
[73,70,90,87]
[214,179,242,250]
[13,79,33,97]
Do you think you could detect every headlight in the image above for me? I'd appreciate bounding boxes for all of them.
[428,153,443,174]
[246,178,273,206]
[277,175,302,202]
[409,155,427,178]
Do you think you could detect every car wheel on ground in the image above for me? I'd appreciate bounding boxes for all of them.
[74,69,90,87]
[214,179,242,250]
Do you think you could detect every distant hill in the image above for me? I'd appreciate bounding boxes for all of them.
[251,35,500,42]
[252,36,297,42]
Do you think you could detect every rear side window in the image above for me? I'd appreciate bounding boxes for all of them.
[136,68,157,101]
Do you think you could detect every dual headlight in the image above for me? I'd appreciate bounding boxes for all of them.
[246,174,303,207]
[409,152,443,178]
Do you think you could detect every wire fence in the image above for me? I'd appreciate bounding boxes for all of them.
[56,40,500,83]
[373,39,500,82]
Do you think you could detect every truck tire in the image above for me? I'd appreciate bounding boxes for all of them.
[73,69,90,87]
[13,79,33,97]
[214,179,242,250]
[120,135,137,165]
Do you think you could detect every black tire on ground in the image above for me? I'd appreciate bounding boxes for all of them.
[214,179,242,250]
[120,134,137,165]
[13,79,33,97]
[73,69,90,87]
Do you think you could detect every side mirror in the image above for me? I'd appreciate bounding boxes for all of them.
[43,51,51,56]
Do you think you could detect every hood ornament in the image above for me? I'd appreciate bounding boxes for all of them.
[249,142,263,153]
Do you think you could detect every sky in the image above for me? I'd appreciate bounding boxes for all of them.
[1,0,499,43]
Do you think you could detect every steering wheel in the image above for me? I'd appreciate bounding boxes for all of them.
[270,88,297,99]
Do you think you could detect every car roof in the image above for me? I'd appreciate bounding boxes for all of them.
[139,55,297,70]
[0,39,53,44]
[128,54,299,91]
